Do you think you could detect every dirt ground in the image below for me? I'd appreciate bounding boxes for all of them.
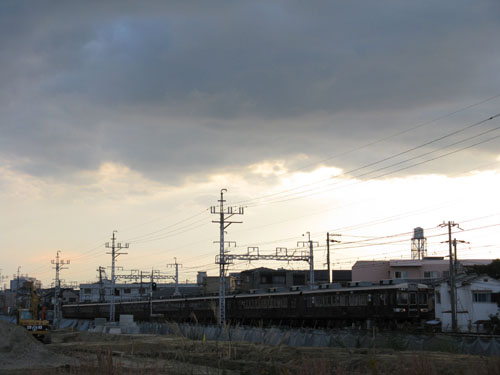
[1,326,499,375]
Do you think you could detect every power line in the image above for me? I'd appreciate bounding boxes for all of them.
[286,93,500,174]
[240,113,500,207]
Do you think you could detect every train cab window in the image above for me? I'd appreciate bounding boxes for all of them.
[419,293,428,305]
[397,292,408,305]
[409,292,417,305]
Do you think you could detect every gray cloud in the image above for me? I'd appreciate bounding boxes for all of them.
[1,0,500,183]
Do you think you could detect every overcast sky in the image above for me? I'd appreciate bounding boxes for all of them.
[1,1,500,286]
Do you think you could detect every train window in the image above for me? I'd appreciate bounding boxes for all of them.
[260,275,272,284]
[349,295,359,306]
[339,295,346,306]
[419,293,428,305]
[316,296,323,306]
[359,295,367,306]
[409,292,417,305]
[83,288,91,294]
[274,275,286,284]
[397,292,408,305]
[290,298,296,309]
[333,295,340,306]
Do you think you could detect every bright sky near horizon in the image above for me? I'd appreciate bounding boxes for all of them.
[1,1,500,288]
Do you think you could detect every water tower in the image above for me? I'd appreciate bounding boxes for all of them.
[411,227,427,260]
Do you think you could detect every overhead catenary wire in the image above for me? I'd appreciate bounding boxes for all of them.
[237,113,500,208]
[285,93,500,175]
[20,103,500,285]
[247,114,500,207]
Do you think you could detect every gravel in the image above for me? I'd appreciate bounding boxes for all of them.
[0,320,75,371]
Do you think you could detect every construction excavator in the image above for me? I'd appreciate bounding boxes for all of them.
[15,281,51,343]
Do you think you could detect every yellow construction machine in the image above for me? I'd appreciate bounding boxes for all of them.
[16,281,51,343]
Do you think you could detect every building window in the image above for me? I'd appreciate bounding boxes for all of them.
[473,292,491,303]
[394,271,408,279]
[424,271,439,278]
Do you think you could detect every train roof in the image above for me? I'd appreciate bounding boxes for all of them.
[63,282,431,308]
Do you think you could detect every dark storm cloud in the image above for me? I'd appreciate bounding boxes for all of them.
[1,0,500,182]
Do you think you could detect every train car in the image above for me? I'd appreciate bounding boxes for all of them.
[62,282,433,328]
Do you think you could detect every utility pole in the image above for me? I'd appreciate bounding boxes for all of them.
[150,269,153,317]
[97,266,105,303]
[326,233,341,284]
[298,232,319,290]
[439,221,461,332]
[167,258,182,296]
[140,271,144,299]
[211,189,244,326]
[51,251,70,326]
[105,231,129,322]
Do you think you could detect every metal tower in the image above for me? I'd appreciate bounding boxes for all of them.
[211,189,244,326]
[411,227,427,260]
[105,231,129,322]
[51,251,70,326]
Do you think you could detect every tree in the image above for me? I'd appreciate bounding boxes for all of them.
[465,259,500,279]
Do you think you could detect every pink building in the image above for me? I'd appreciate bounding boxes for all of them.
[352,258,492,283]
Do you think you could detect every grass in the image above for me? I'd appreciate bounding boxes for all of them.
[18,330,500,375]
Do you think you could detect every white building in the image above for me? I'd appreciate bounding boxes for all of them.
[10,276,41,291]
[352,258,492,284]
[435,274,500,333]
[78,281,200,302]
[79,281,149,302]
